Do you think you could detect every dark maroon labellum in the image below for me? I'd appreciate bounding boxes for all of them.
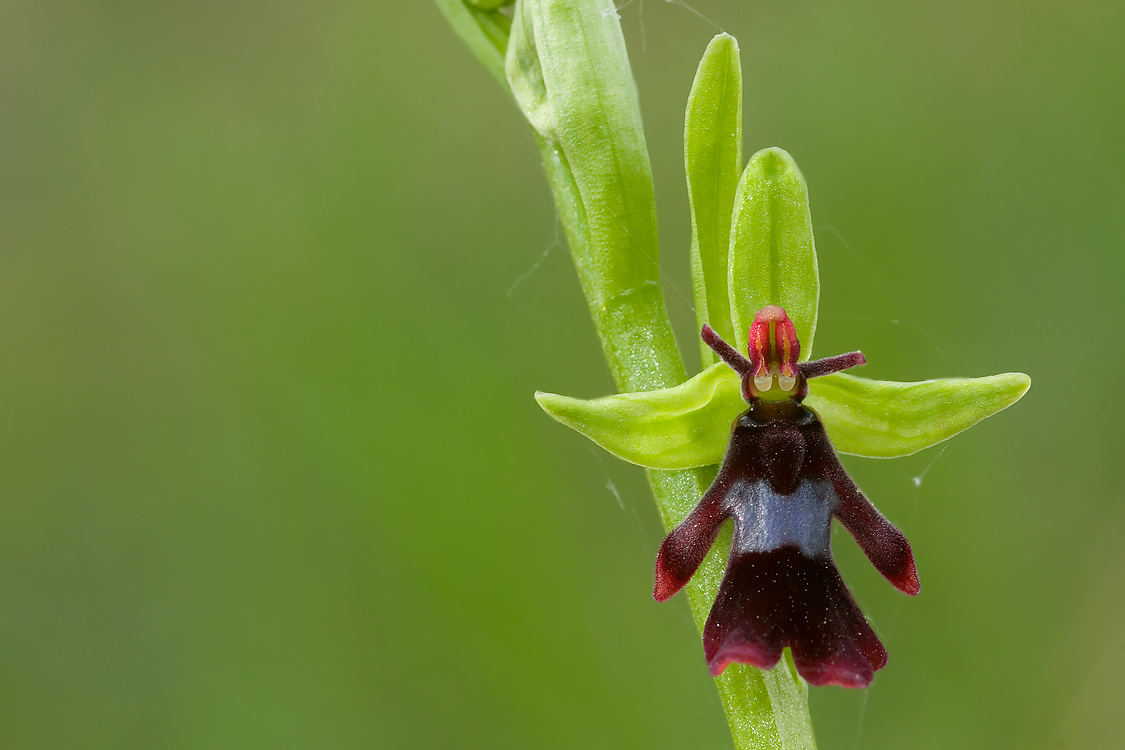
[655,307,919,688]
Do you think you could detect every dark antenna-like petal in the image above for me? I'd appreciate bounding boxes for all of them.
[799,351,866,380]
[701,324,751,377]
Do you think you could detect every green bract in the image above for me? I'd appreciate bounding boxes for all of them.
[507,0,684,392]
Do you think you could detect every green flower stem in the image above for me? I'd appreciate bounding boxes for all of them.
[440,1,816,746]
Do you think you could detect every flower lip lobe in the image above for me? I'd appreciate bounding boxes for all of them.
[656,309,918,688]
[703,547,887,689]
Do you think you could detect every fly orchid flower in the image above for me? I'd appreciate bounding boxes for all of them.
[440,4,1030,741]
[654,307,917,688]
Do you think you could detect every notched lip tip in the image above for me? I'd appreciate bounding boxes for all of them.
[802,670,874,689]
[706,641,783,678]
[712,648,878,688]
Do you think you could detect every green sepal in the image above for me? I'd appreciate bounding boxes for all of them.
[728,148,820,360]
[805,371,1032,457]
[466,0,514,9]
[685,34,743,367]
[536,366,1031,468]
[536,363,742,470]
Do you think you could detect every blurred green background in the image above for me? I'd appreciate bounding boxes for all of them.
[1,1,1122,748]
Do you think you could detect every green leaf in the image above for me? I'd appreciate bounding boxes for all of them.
[685,34,743,368]
[538,365,1031,468]
[805,371,1032,458]
[507,0,684,392]
[728,148,820,360]
[434,0,512,88]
